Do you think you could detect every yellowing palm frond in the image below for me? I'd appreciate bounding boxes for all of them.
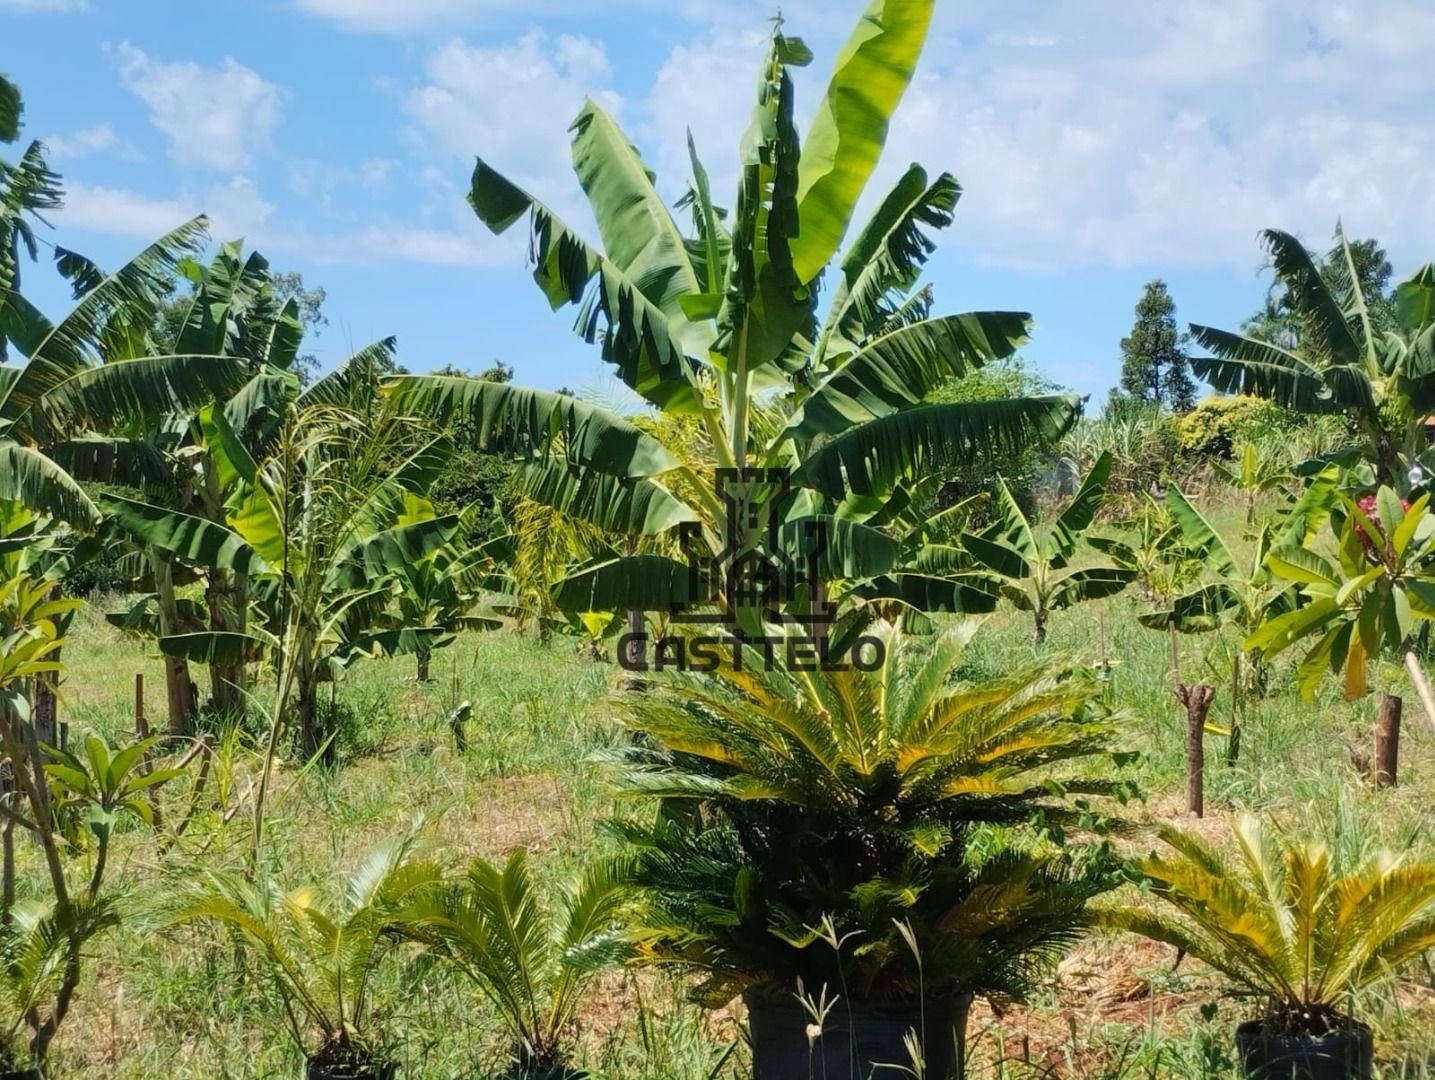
[1108,816,1435,1014]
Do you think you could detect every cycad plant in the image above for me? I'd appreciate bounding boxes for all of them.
[612,620,1130,1013]
[960,452,1136,642]
[399,849,631,1078]
[0,898,117,1075]
[175,828,441,1077]
[1103,814,1435,1039]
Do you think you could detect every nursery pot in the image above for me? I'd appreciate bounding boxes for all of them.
[0,1069,42,1080]
[305,1058,397,1080]
[1236,1018,1373,1080]
[744,987,971,1080]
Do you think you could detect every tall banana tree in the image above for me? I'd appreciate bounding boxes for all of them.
[1191,227,1435,490]
[387,1,1078,633]
[958,452,1135,643]
[95,240,317,725]
[1,74,62,329]
[101,352,458,756]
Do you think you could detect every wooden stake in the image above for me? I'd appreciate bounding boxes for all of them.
[134,673,148,739]
[1226,652,1242,767]
[1176,683,1214,818]
[1403,648,1435,735]
[1375,693,1402,788]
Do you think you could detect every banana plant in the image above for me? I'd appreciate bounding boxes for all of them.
[100,381,459,748]
[383,500,504,680]
[1191,226,1435,492]
[1248,485,1435,733]
[1088,495,1200,602]
[1137,477,1337,758]
[385,1,1079,633]
[959,452,1135,643]
[1212,440,1291,524]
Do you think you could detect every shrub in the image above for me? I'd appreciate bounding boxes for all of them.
[1175,396,1290,461]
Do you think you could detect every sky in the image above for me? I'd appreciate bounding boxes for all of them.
[5,0,1435,406]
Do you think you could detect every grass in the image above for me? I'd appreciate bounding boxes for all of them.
[24,498,1435,1077]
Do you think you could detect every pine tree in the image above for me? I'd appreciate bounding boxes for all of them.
[1119,279,1196,412]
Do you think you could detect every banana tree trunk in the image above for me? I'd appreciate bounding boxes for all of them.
[296,675,321,760]
[152,554,196,735]
[1032,606,1048,646]
[204,568,246,717]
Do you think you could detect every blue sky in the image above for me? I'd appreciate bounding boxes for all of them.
[5,0,1434,405]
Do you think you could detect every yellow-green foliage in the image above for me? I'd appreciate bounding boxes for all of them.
[1176,396,1289,459]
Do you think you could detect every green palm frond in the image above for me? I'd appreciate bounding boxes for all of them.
[616,619,1130,1004]
[175,824,438,1057]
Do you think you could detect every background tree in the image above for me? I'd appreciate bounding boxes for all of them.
[1190,227,1435,490]
[1243,229,1396,348]
[1119,279,1196,411]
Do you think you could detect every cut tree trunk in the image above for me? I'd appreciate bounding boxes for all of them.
[1176,683,1215,818]
[1375,693,1402,788]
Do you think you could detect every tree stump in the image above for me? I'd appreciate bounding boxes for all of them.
[1375,693,1402,789]
[1176,683,1215,818]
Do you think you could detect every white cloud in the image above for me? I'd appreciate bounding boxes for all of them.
[402,31,620,218]
[292,0,482,33]
[54,178,496,268]
[0,0,89,12]
[43,123,117,160]
[59,182,198,238]
[638,0,1435,274]
[291,0,770,34]
[59,176,273,242]
[111,42,284,171]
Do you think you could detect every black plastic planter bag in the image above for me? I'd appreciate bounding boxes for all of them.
[1236,1020,1373,1080]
